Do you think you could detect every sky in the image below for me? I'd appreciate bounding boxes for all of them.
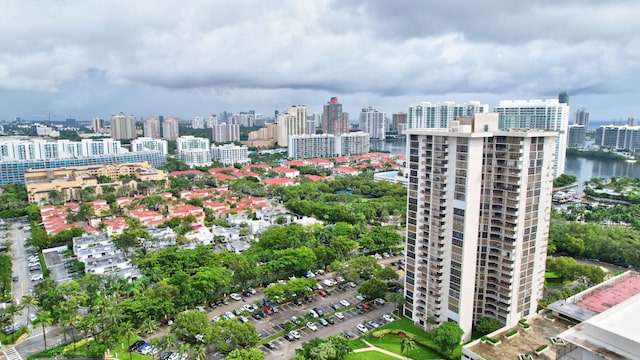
[1,0,639,123]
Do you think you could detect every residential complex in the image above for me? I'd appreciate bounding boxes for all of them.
[403,113,556,341]
[567,124,586,147]
[322,97,349,135]
[24,161,167,203]
[0,137,123,161]
[277,105,307,147]
[162,117,180,140]
[246,124,277,148]
[494,98,569,177]
[575,107,589,128]
[336,132,371,156]
[211,144,250,165]
[288,132,370,159]
[144,117,161,138]
[177,136,211,167]
[408,101,488,129]
[191,116,205,129]
[359,107,386,140]
[92,117,106,134]
[73,233,140,278]
[392,112,408,133]
[110,112,137,140]
[212,122,240,143]
[131,137,168,155]
[594,123,640,152]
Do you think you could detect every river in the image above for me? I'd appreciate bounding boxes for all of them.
[370,139,640,193]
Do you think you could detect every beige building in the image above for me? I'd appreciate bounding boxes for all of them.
[404,113,556,341]
[246,124,277,148]
[277,105,307,147]
[25,162,167,204]
[162,117,180,141]
[110,112,137,140]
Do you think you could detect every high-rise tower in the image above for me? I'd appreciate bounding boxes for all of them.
[110,112,137,140]
[322,97,349,135]
[575,108,589,128]
[359,107,386,140]
[403,113,556,341]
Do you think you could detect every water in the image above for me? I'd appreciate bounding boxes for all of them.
[370,139,640,193]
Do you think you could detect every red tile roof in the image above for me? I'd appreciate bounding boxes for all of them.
[263,178,296,186]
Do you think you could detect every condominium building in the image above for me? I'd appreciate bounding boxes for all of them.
[575,108,589,128]
[494,99,569,177]
[307,113,322,134]
[211,144,250,165]
[92,117,106,134]
[192,116,205,129]
[246,124,278,148]
[408,101,488,129]
[276,105,307,147]
[131,137,168,155]
[0,138,123,161]
[288,134,336,159]
[143,117,161,139]
[404,113,556,341]
[162,117,180,141]
[322,97,349,135]
[359,107,386,140]
[392,112,408,133]
[336,132,371,156]
[206,115,218,128]
[177,136,211,167]
[110,112,137,140]
[212,123,240,143]
[594,123,640,152]
[567,125,586,147]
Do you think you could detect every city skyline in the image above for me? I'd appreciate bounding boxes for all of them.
[0,1,639,122]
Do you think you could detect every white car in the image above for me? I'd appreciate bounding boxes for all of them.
[355,294,365,301]
[375,298,386,305]
[242,304,254,312]
[230,293,242,301]
[383,314,395,322]
[306,322,318,331]
[356,323,368,333]
[289,330,301,339]
[374,253,383,260]
[347,282,357,288]
[334,312,344,320]
[308,309,319,318]
[339,299,350,307]
[225,311,235,319]
[31,274,43,281]
[212,316,221,322]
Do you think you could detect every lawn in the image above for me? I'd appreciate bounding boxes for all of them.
[344,350,400,360]
[351,338,369,349]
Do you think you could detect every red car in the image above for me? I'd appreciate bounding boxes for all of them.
[361,303,370,310]
[263,307,273,315]
[318,290,327,297]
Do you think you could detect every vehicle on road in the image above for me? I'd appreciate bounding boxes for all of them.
[356,324,368,333]
[335,312,344,319]
[306,322,318,331]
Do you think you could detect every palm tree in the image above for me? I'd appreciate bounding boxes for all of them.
[4,303,22,329]
[123,321,138,360]
[140,317,159,336]
[192,344,207,360]
[400,337,416,356]
[387,292,405,314]
[20,294,37,329]
[33,311,53,350]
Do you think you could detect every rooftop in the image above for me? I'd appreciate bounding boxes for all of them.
[573,272,640,314]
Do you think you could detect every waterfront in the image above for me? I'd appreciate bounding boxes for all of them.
[371,139,640,193]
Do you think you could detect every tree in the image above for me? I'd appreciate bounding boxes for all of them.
[225,348,264,360]
[358,278,387,300]
[376,267,399,282]
[33,310,53,350]
[431,321,464,355]
[401,337,416,355]
[475,317,502,336]
[4,303,22,330]
[387,292,405,313]
[21,294,38,332]
[123,321,138,360]
[228,255,258,288]
[171,310,210,344]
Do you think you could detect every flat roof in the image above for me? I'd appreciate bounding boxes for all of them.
[573,272,640,314]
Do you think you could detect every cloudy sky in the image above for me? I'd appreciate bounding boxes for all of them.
[1,0,639,124]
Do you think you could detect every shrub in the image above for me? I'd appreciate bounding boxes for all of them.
[505,329,518,337]
[536,344,548,352]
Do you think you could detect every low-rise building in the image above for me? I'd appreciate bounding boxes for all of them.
[72,233,140,278]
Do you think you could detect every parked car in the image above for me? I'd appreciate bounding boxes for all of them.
[375,298,386,305]
[330,303,341,310]
[318,318,329,326]
[383,314,395,322]
[31,274,43,281]
[367,320,380,328]
[347,282,357,288]
[308,309,318,318]
[290,330,301,339]
[263,307,273,315]
[361,303,370,310]
[247,287,256,295]
[293,298,303,306]
[230,293,242,301]
[355,294,365,301]
[314,308,325,316]
[334,312,344,320]
[251,313,262,320]
[318,290,327,297]
[264,342,276,350]
[271,306,280,313]
[284,333,295,341]
[238,316,249,323]
[342,331,353,339]
[306,322,318,331]
[291,316,301,324]
[356,324,368,333]
[339,299,350,307]
[326,317,335,325]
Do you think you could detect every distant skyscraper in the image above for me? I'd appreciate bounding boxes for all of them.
[392,112,408,133]
[494,99,569,177]
[92,117,105,133]
[144,117,161,139]
[206,115,218,128]
[404,114,556,341]
[558,91,570,105]
[277,105,307,147]
[359,107,386,140]
[575,108,590,128]
[162,117,179,141]
[322,97,349,135]
[192,116,205,129]
[628,117,638,127]
[408,101,488,129]
[568,125,586,147]
[131,137,168,155]
[110,112,137,140]
[212,123,240,143]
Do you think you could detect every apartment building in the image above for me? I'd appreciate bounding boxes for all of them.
[211,144,250,165]
[212,122,240,143]
[162,117,180,140]
[277,105,307,147]
[359,107,386,140]
[131,137,168,155]
[404,113,556,341]
[177,136,211,167]
[144,117,161,138]
[110,112,137,140]
[408,101,488,129]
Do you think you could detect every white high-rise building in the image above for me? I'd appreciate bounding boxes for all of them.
[143,117,161,139]
[288,134,336,159]
[162,117,180,141]
[131,137,168,155]
[192,116,205,129]
[212,123,240,143]
[0,138,124,161]
[494,99,569,177]
[335,132,370,156]
[277,105,307,147]
[408,101,489,129]
[404,113,556,341]
[206,115,218,128]
[359,107,386,140]
[92,118,106,134]
[110,112,137,140]
[211,144,250,165]
[177,136,211,167]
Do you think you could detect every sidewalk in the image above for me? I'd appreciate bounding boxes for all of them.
[354,339,409,360]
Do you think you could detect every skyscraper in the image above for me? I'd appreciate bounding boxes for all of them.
[392,112,408,133]
[192,116,205,129]
[162,117,180,141]
[575,108,589,128]
[176,136,211,167]
[408,102,488,129]
[403,113,556,341]
[359,107,386,140]
[144,117,161,139]
[494,99,569,177]
[277,105,307,147]
[110,112,137,140]
[92,117,105,134]
[322,97,349,135]
[212,123,240,143]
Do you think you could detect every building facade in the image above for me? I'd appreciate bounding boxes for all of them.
[408,101,489,129]
[359,107,386,140]
[403,114,556,341]
[335,132,370,156]
[177,136,211,167]
[277,105,307,147]
[131,137,168,155]
[288,134,337,159]
[211,144,250,165]
[191,116,205,129]
[212,123,240,143]
[322,97,349,135]
[392,112,408,133]
[246,124,277,148]
[0,138,123,161]
[594,124,640,152]
[92,117,106,134]
[567,125,586,147]
[575,108,589,128]
[144,117,161,139]
[162,117,180,141]
[494,99,569,177]
[110,113,137,140]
